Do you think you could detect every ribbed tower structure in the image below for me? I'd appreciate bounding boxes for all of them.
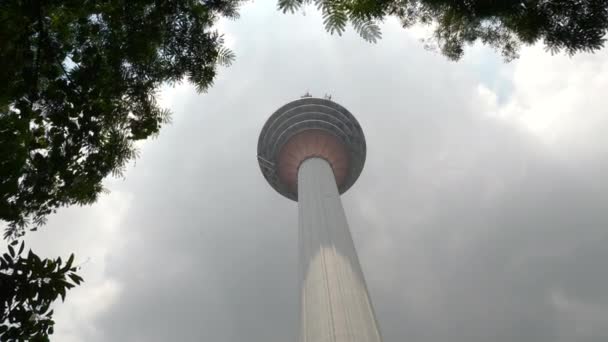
[258,97,382,342]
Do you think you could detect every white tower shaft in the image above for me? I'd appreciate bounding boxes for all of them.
[298,158,382,342]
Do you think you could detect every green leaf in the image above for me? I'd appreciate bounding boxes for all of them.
[66,254,74,269]
[216,47,236,67]
[278,0,305,13]
[59,287,66,302]
[322,1,348,35]
[3,253,12,263]
[68,273,84,285]
[351,16,382,43]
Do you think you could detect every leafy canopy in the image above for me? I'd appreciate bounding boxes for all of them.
[0,0,242,239]
[278,0,608,60]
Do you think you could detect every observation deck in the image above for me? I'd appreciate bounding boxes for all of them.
[257,97,366,200]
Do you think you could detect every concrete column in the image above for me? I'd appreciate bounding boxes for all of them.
[298,158,382,342]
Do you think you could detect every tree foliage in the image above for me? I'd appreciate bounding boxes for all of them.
[0,0,242,239]
[278,0,608,60]
[0,241,82,341]
[278,0,383,42]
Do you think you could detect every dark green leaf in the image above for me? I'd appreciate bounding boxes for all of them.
[68,273,84,285]
[66,254,74,269]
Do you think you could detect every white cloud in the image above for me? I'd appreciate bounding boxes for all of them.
[52,279,122,342]
[26,187,132,341]
[488,46,608,160]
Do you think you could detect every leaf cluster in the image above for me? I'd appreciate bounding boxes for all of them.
[0,241,82,341]
[278,0,384,42]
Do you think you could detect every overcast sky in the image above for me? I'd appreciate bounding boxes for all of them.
[24,2,608,342]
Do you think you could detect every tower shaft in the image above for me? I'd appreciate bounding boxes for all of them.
[298,158,382,342]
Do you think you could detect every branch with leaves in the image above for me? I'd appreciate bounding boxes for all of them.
[278,0,383,42]
[277,0,608,60]
[0,241,82,341]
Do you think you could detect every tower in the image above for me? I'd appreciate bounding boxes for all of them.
[258,97,382,342]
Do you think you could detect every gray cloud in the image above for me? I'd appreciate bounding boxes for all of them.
[24,2,608,342]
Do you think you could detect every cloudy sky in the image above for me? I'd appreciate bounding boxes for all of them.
[24,2,608,342]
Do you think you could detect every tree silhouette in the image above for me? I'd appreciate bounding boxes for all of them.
[0,241,82,341]
[1,1,242,339]
[278,0,608,60]
[1,0,242,239]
